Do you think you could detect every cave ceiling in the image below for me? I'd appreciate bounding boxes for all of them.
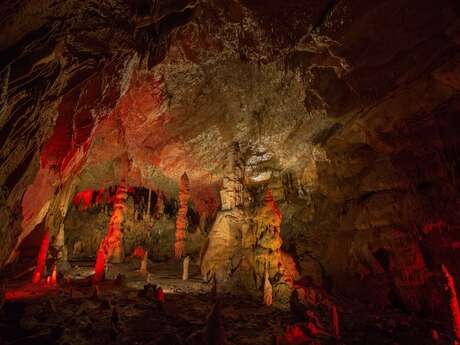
[0,0,460,265]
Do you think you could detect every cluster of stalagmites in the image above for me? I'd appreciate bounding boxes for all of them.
[201,144,299,308]
[23,147,460,344]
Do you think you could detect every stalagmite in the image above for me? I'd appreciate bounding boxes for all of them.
[331,304,340,340]
[263,259,273,306]
[94,181,128,281]
[93,245,106,283]
[54,224,69,272]
[175,172,190,259]
[442,265,460,343]
[51,264,57,286]
[146,188,152,219]
[140,251,148,273]
[107,182,128,263]
[155,192,165,218]
[32,228,50,284]
[156,286,165,309]
[182,256,190,280]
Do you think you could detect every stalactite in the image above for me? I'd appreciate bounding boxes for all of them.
[182,256,190,280]
[263,259,273,306]
[331,304,340,340]
[175,172,190,259]
[442,265,460,343]
[32,228,50,284]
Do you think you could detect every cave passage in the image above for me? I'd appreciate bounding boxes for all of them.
[1,0,460,344]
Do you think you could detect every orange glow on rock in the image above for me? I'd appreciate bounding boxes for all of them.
[175,172,190,259]
[93,244,106,283]
[51,265,57,286]
[265,189,281,223]
[32,228,50,284]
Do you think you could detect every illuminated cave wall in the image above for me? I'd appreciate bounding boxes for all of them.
[0,0,459,325]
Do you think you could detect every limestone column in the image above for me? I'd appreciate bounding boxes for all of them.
[106,182,128,263]
[175,172,190,259]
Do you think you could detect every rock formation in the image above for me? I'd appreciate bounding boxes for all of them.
[263,259,273,306]
[32,228,50,284]
[331,304,340,340]
[182,256,190,281]
[175,172,190,259]
[0,0,459,333]
[201,143,247,283]
[442,265,460,343]
[140,251,148,273]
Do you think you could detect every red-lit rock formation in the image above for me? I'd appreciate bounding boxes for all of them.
[93,181,128,282]
[175,172,190,259]
[442,265,460,343]
[93,245,106,283]
[1,0,460,330]
[331,304,340,340]
[32,229,50,284]
[105,183,128,263]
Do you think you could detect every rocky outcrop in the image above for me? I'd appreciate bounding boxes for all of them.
[202,147,298,306]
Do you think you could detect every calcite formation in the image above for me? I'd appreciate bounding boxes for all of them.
[175,172,190,259]
[263,260,273,306]
[0,0,459,334]
[202,148,297,305]
[32,228,50,284]
[106,182,128,263]
[442,265,460,343]
[182,256,190,281]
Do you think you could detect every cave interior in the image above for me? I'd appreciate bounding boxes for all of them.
[1,0,460,344]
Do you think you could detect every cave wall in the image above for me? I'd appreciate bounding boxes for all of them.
[0,0,459,322]
[0,0,198,267]
[156,0,460,317]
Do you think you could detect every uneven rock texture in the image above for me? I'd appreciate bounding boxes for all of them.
[1,0,460,327]
[175,172,190,259]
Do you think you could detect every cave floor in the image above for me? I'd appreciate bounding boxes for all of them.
[0,261,451,345]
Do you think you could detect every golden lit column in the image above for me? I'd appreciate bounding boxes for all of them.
[175,172,190,259]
